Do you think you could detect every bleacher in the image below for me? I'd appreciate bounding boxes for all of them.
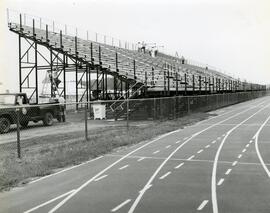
[9,21,237,96]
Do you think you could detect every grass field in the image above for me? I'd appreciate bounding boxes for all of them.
[0,112,213,191]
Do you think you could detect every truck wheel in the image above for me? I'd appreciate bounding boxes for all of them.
[0,117,11,134]
[20,121,29,128]
[43,112,53,126]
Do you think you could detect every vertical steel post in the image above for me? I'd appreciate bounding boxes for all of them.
[102,71,105,99]
[19,35,22,92]
[75,36,78,109]
[205,77,207,93]
[86,65,89,103]
[85,103,88,141]
[126,98,129,129]
[32,19,35,37]
[199,76,202,94]
[60,30,62,48]
[50,49,53,97]
[63,54,66,99]
[176,72,178,95]
[115,52,118,72]
[96,66,99,99]
[152,67,154,87]
[184,73,187,95]
[16,109,21,158]
[167,69,170,96]
[133,59,136,79]
[212,77,215,93]
[35,42,38,103]
[192,75,195,95]
[105,73,108,99]
[90,42,93,63]
[19,13,22,30]
[46,24,48,42]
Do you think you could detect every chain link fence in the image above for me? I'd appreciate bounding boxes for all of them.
[0,91,267,160]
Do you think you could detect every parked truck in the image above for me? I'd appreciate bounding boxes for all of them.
[0,93,65,133]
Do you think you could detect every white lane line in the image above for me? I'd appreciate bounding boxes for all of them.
[128,100,267,213]
[94,175,108,182]
[222,134,226,137]
[217,178,224,186]
[238,154,242,159]
[197,200,209,211]
[23,189,76,213]
[249,140,253,144]
[166,145,171,149]
[153,150,160,154]
[159,171,171,180]
[139,184,152,194]
[137,157,145,162]
[184,137,189,140]
[211,101,268,213]
[29,156,104,184]
[111,199,131,212]
[119,165,129,170]
[187,155,195,161]
[174,163,184,169]
[175,140,181,144]
[246,144,250,148]
[212,140,216,144]
[232,161,238,166]
[225,169,232,175]
[254,114,270,178]
[242,149,246,153]
[205,145,210,148]
[197,149,203,154]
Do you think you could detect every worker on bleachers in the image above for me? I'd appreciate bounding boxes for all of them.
[141,41,146,53]
[181,56,185,64]
[137,42,142,52]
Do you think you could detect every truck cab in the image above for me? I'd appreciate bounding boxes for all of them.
[0,93,65,133]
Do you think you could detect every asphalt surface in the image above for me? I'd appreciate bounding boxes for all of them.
[1,95,270,213]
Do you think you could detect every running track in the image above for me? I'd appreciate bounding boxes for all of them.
[1,95,270,213]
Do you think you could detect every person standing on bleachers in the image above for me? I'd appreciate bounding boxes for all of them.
[137,42,142,52]
[141,41,146,53]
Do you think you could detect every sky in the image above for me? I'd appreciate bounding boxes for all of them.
[0,0,270,93]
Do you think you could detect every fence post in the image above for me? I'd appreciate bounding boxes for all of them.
[187,96,190,114]
[153,98,156,120]
[84,103,88,141]
[126,99,129,130]
[174,96,176,119]
[16,108,21,158]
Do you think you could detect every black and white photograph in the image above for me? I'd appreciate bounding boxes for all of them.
[0,0,270,212]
